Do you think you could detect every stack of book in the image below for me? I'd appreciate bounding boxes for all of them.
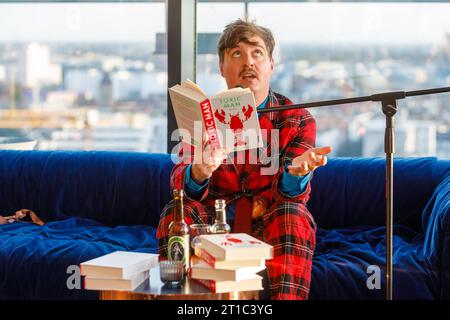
[80,251,158,291]
[190,233,273,293]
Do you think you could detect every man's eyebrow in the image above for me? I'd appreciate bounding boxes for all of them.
[247,40,266,50]
[228,42,266,51]
[253,44,266,50]
[228,45,240,51]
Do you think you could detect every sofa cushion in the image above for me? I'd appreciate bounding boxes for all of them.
[0,151,174,228]
[310,226,437,299]
[308,157,449,231]
[0,217,157,299]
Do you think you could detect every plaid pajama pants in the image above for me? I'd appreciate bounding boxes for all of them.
[157,197,316,300]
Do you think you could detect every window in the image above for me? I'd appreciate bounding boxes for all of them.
[196,2,244,93]
[195,1,450,158]
[0,2,167,152]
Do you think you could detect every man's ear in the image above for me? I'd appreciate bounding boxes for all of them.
[270,57,275,73]
[219,61,224,77]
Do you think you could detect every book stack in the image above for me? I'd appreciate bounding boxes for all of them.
[190,233,273,293]
[80,251,158,291]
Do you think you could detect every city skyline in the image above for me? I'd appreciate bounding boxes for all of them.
[0,2,448,158]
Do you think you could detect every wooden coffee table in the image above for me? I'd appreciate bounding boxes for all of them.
[99,266,260,300]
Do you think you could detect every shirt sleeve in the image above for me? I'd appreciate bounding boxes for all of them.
[184,164,209,198]
[279,164,311,197]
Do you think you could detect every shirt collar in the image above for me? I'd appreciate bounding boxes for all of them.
[257,94,270,110]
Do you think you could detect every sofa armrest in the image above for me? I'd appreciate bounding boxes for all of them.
[422,173,450,299]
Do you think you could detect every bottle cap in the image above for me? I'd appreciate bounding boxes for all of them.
[215,199,226,210]
[173,189,184,198]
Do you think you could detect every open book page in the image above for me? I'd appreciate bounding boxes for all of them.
[172,82,207,103]
[181,79,208,97]
[213,86,246,97]
[168,85,204,147]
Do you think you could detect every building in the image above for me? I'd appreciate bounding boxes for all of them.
[99,72,113,109]
[39,112,166,153]
[362,119,437,157]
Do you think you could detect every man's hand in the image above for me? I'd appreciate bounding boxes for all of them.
[191,133,229,184]
[287,146,332,176]
[251,198,266,219]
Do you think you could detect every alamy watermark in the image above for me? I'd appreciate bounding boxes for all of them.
[67,264,382,292]
[66,265,81,290]
[366,265,381,290]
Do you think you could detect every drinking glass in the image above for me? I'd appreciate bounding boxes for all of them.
[159,260,184,286]
[189,224,210,250]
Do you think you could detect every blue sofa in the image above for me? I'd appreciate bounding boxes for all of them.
[0,151,449,299]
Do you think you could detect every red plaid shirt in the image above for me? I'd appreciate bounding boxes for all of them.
[157,90,317,299]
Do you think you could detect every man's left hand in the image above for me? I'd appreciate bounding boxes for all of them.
[252,198,267,219]
[288,146,332,176]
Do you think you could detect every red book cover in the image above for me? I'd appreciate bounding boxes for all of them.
[194,246,217,268]
[200,98,221,151]
[198,233,274,261]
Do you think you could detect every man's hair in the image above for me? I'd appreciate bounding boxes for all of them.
[217,19,275,63]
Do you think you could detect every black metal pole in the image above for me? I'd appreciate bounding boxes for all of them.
[258,86,449,300]
[380,99,398,300]
[371,92,404,301]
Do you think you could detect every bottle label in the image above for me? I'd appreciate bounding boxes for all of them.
[168,235,190,265]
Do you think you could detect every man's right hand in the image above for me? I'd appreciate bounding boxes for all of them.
[191,133,229,184]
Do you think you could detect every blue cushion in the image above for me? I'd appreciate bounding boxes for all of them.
[308,157,449,231]
[0,217,157,299]
[310,226,437,299]
[0,151,174,228]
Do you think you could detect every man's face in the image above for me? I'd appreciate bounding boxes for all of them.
[220,36,274,100]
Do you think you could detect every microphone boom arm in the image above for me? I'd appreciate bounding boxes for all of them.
[258,86,450,300]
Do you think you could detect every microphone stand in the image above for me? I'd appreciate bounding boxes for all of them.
[258,86,450,300]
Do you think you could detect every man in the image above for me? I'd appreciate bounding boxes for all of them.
[157,19,331,300]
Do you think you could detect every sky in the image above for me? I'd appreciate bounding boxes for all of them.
[0,2,449,45]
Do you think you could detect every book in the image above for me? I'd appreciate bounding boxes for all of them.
[80,251,158,279]
[168,79,263,152]
[192,274,263,293]
[190,256,265,282]
[198,233,274,261]
[84,269,149,291]
[194,245,265,269]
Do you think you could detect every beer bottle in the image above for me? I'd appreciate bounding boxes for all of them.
[210,199,231,234]
[168,189,190,273]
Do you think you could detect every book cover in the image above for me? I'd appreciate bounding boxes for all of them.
[80,251,158,279]
[198,233,274,261]
[190,256,265,282]
[84,269,150,291]
[168,79,263,152]
[192,274,263,293]
[194,246,265,270]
